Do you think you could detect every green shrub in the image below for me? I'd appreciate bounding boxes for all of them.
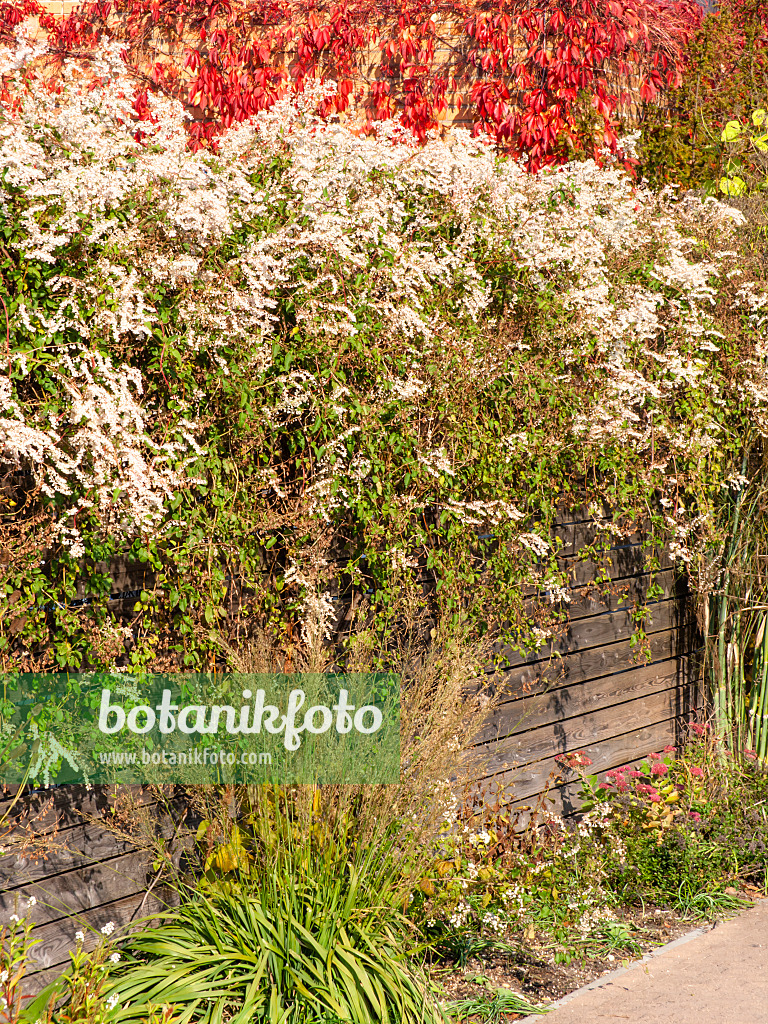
[639,0,768,191]
[579,729,768,909]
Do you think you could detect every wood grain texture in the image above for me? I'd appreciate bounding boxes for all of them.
[24,889,171,983]
[470,682,686,778]
[474,658,683,746]
[0,812,175,891]
[0,794,177,1000]
[473,714,682,808]
[490,595,688,670]
[0,846,155,928]
[480,628,696,697]
[0,785,155,841]
[559,542,674,585]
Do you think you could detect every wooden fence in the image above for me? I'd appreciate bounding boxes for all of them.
[469,509,700,819]
[0,785,176,995]
[0,509,701,995]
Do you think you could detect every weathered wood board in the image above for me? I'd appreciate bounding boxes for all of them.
[469,514,700,819]
[0,786,173,995]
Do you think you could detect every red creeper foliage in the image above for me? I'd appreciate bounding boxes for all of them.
[2,0,702,170]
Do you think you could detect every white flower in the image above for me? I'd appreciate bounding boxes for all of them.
[9,914,20,924]
[106,993,120,1010]
[101,921,115,936]
[75,930,85,942]
[109,952,121,963]
[26,896,36,907]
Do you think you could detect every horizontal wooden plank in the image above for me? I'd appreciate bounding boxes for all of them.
[475,659,683,746]
[473,714,683,808]
[0,810,174,891]
[554,523,651,559]
[0,826,138,891]
[0,786,155,842]
[552,505,598,527]
[470,682,686,778]
[24,889,170,983]
[559,569,680,623]
[559,542,674,585]
[0,847,154,929]
[490,596,687,670]
[480,628,698,698]
[520,565,680,615]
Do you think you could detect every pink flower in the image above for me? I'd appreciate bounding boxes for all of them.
[615,780,629,793]
[629,770,644,779]
[651,762,669,777]
[690,724,707,736]
[689,766,704,778]
[663,745,676,754]
[648,791,661,803]
[598,782,611,790]
[555,751,592,769]
[648,751,662,760]
[744,748,757,761]
[689,811,702,821]
[636,783,658,798]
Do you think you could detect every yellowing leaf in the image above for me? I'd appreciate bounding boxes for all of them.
[720,175,746,196]
[208,828,249,874]
[722,120,743,142]
[752,108,767,127]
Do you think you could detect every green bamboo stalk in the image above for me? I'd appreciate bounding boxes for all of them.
[713,457,749,745]
[714,587,729,741]
[758,634,768,761]
[746,613,766,751]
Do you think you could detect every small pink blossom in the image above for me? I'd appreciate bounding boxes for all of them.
[651,762,668,777]
[689,766,704,778]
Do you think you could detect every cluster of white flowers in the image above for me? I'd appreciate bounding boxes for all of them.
[1,348,201,554]
[2,21,765,639]
[299,591,337,647]
[481,910,505,934]
[448,900,472,929]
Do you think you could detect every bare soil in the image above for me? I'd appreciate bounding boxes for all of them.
[430,892,759,1021]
